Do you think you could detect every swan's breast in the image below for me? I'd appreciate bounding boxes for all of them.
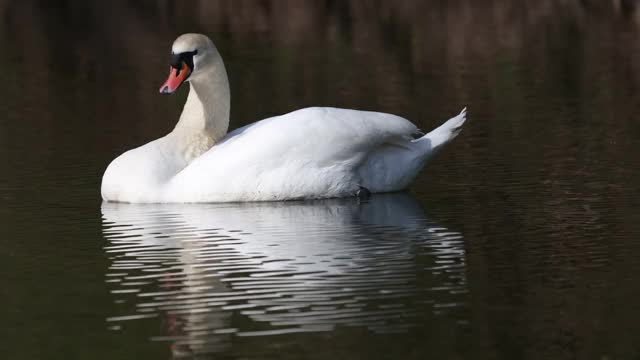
[101,138,186,202]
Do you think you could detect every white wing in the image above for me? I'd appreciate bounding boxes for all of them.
[164,107,418,202]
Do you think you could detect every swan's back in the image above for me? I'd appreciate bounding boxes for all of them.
[164,107,419,202]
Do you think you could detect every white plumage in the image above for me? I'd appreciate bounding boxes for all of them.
[101,34,466,203]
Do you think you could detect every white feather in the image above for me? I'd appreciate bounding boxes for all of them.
[101,34,467,203]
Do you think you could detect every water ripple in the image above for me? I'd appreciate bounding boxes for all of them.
[102,193,467,356]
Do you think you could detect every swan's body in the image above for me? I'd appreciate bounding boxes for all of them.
[101,34,466,203]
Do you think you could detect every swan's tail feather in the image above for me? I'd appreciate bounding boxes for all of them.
[358,108,466,192]
[419,107,467,152]
[447,107,467,139]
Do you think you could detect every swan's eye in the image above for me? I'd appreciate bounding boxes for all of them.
[170,49,198,72]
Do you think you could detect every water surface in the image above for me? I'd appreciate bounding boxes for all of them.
[2,1,640,359]
[103,194,466,357]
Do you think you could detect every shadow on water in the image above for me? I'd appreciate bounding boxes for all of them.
[101,193,467,357]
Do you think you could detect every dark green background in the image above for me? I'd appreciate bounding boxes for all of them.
[2,1,640,359]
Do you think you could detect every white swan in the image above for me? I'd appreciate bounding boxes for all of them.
[101,33,467,203]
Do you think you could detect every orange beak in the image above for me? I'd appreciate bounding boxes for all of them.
[159,62,191,94]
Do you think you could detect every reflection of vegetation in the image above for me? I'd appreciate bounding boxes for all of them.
[556,20,584,99]
[1,1,640,359]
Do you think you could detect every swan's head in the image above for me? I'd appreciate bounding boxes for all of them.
[159,33,221,94]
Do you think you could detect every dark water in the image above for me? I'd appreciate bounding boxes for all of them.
[3,1,640,359]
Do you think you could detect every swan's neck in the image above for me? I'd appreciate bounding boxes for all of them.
[170,64,230,162]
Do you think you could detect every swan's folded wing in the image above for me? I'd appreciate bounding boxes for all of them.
[214,107,417,163]
[165,107,418,201]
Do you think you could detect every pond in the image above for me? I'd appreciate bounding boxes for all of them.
[2,1,640,359]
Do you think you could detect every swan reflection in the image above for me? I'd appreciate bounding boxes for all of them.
[102,193,467,356]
